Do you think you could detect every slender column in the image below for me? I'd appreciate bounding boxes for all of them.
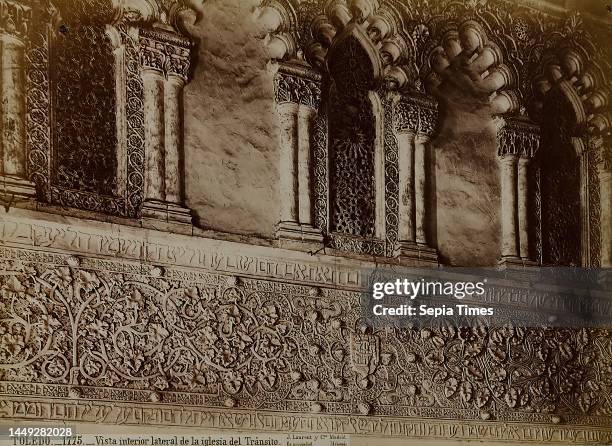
[394,95,438,264]
[1,36,25,177]
[141,69,165,202]
[517,157,530,259]
[499,154,519,258]
[599,142,612,267]
[0,25,35,199]
[397,131,415,242]
[497,117,539,265]
[297,105,314,226]
[138,28,193,226]
[273,65,323,244]
[414,134,428,245]
[164,75,185,204]
[277,102,299,223]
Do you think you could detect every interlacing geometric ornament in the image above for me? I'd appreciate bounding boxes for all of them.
[539,90,582,267]
[1,248,611,428]
[25,0,196,217]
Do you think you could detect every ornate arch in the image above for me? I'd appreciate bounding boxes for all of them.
[527,31,610,135]
[258,0,439,261]
[258,0,419,91]
[488,10,612,268]
[255,0,611,266]
[419,11,518,115]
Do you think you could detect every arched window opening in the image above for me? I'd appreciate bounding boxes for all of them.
[328,80,377,238]
[537,87,582,266]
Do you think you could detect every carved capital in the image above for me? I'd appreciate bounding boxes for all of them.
[273,63,322,109]
[395,95,438,137]
[0,0,31,41]
[497,118,540,158]
[139,27,192,81]
[118,0,200,36]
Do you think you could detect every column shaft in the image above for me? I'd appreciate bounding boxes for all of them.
[397,132,415,242]
[414,134,428,245]
[500,154,519,258]
[517,157,530,259]
[297,105,314,226]
[142,70,165,202]
[277,102,299,223]
[164,75,184,204]
[600,169,612,267]
[1,37,25,177]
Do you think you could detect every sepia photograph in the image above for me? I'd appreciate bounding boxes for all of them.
[0,0,611,444]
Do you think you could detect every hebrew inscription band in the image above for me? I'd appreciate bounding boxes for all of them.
[1,393,612,443]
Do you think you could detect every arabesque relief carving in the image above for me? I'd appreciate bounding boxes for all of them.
[1,245,611,427]
[19,0,197,219]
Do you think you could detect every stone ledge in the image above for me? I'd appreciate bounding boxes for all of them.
[395,241,439,266]
[0,174,37,201]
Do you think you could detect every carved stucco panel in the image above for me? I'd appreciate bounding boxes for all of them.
[0,244,611,431]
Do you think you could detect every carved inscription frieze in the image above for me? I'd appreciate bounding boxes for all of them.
[2,394,612,443]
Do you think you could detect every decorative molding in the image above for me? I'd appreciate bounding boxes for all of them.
[121,25,147,217]
[382,91,398,257]
[24,1,54,203]
[497,118,541,158]
[273,63,322,109]
[395,95,439,137]
[139,27,192,80]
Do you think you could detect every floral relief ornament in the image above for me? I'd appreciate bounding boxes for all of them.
[0,253,610,423]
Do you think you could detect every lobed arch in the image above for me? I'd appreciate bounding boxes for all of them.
[257,0,439,260]
[528,44,610,137]
[420,17,519,115]
[493,18,612,267]
[523,36,610,266]
[255,0,612,266]
[257,0,420,91]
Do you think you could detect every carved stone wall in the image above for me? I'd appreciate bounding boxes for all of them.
[1,0,612,442]
[1,210,612,443]
[256,0,611,267]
